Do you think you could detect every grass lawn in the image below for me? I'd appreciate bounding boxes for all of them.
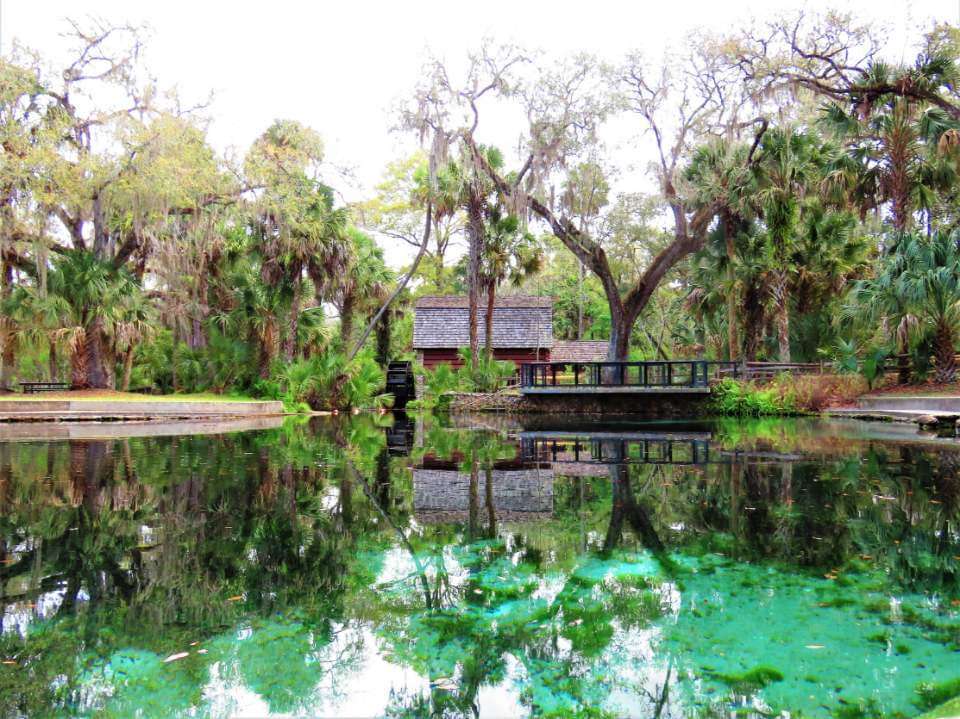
[0,389,269,402]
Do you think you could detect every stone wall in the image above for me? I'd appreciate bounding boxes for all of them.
[447,391,710,417]
[446,392,526,413]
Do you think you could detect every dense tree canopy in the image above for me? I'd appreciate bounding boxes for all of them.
[5,14,960,400]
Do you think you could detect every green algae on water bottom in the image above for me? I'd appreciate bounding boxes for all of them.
[711,665,785,693]
[915,676,960,711]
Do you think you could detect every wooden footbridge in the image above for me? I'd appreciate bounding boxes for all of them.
[519,360,735,394]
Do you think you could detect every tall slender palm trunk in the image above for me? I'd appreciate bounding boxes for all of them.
[0,261,13,389]
[48,341,58,383]
[484,281,496,360]
[934,318,956,384]
[121,344,135,391]
[466,196,484,371]
[723,219,738,360]
[771,270,791,362]
[283,283,300,362]
[339,293,354,349]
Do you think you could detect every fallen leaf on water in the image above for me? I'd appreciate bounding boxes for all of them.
[163,652,189,664]
[805,645,825,650]
[226,596,243,602]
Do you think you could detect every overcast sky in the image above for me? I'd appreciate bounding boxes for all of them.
[4,1,959,265]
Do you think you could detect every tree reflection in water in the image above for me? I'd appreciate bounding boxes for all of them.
[0,415,958,718]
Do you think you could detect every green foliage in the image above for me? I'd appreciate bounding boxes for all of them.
[457,347,516,393]
[271,350,388,411]
[709,378,799,416]
[915,677,960,710]
[712,665,785,693]
[859,345,892,389]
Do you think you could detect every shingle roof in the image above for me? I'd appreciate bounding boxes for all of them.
[415,295,553,309]
[413,295,553,349]
[550,340,609,363]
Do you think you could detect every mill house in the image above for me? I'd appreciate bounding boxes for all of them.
[412,294,608,369]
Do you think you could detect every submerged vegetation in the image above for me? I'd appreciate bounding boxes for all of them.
[0,416,959,716]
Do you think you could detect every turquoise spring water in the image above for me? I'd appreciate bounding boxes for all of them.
[0,415,958,717]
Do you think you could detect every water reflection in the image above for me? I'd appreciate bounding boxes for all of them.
[0,416,958,718]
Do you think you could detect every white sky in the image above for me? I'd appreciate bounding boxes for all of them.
[4,0,959,266]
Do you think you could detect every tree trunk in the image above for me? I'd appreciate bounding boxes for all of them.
[258,317,277,380]
[190,270,209,350]
[79,316,113,389]
[723,218,738,361]
[607,304,636,362]
[49,340,58,383]
[466,195,484,371]
[484,281,496,360]
[577,261,585,340]
[934,318,956,384]
[339,293,355,349]
[889,123,911,233]
[742,279,765,362]
[771,270,791,362]
[375,311,391,368]
[0,332,15,391]
[283,283,300,362]
[0,261,12,389]
[121,344,135,391]
[897,336,911,385]
[170,328,178,393]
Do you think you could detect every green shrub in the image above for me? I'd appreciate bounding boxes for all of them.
[272,350,387,411]
[710,374,866,416]
[710,378,797,416]
[457,347,516,392]
[915,676,960,710]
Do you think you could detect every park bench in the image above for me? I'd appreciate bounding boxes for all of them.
[20,382,72,394]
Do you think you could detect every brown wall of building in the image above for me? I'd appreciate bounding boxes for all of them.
[420,347,549,370]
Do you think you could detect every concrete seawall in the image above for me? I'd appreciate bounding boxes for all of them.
[0,415,286,441]
[0,399,285,422]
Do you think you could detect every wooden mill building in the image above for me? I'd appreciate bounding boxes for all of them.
[413,295,553,369]
[412,294,609,369]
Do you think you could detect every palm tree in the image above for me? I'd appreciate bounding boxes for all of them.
[845,247,919,384]
[755,129,822,362]
[893,230,960,383]
[332,228,392,349]
[479,206,544,359]
[114,291,157,391]
[433,147,503,371]
[820,63,960,233]
[43,251,139,389]
[685,140,756,360]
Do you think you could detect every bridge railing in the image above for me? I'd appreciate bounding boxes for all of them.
[520,436,716,465]
[520,360,741,389]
